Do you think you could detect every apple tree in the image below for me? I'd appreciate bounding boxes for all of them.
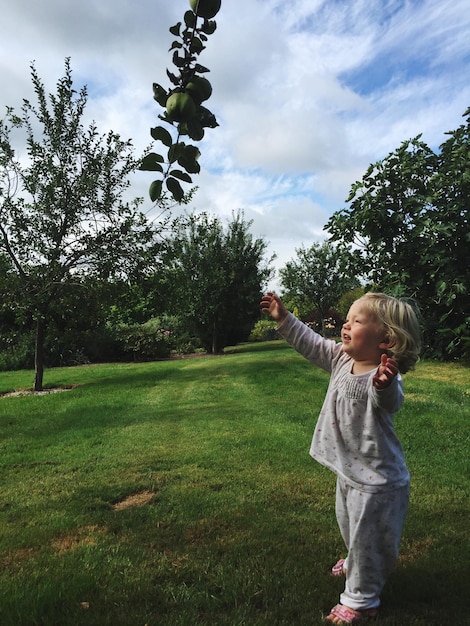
[0,60,155,390]
[164,211,274,354]
[326,107,470,360]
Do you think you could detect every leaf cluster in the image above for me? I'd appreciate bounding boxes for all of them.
[140,4,221,203]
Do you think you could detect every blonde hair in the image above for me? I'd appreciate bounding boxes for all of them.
[357,292,422,373]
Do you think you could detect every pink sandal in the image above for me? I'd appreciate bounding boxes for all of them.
[325,604,378,624]
[331,558,346,576]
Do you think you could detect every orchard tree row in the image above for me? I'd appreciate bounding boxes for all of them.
[0,59,270,387]
[1,53,468,394]
[0,206,273,373]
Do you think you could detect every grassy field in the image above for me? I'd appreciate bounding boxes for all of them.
[0,342,468,625]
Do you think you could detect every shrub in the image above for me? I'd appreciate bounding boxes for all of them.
[156,314,202,355]
[249,319,279,342]
[0,329,35,371]
[115,319,173,361]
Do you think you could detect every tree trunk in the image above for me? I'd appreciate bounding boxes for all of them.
[34,317,45,391]
[211,320,218,355]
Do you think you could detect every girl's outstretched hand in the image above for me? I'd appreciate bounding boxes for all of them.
[373,354,399,390]
[260,292,288,323]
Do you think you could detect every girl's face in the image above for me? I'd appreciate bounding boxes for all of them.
[341,301,388,366]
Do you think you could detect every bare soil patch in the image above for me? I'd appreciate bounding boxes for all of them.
[1,385,77,398]
[112,490,156,511]
[51,525,107,554]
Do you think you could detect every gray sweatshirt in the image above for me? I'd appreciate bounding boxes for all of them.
[278,313,410,493]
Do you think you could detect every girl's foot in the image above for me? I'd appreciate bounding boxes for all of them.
[325,604,378,624]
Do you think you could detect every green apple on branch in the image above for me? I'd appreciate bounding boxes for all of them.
[189,0,222,20]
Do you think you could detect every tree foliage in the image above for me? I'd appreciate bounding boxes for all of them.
[0,59,155,389]
[326,107,470,360]
[279,241,360,333]
[165,211,274,353]
[140,0,221,203]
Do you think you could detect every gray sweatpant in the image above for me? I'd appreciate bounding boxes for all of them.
[335,477,410,611]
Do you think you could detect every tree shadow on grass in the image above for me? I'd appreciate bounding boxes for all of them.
[382,560,469,625]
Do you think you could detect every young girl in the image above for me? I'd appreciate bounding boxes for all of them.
[260,291,421,625]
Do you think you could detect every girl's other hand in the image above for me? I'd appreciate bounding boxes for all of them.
[373,354,399,390]
[260,292,288,323]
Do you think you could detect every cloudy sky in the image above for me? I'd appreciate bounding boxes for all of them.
[1,0,469,288]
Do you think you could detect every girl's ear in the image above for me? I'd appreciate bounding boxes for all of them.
[379,335,395,350]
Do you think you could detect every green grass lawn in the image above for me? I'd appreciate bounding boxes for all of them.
[0,343,468,625]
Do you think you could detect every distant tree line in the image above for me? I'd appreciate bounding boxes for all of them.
[1,61,468,392]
